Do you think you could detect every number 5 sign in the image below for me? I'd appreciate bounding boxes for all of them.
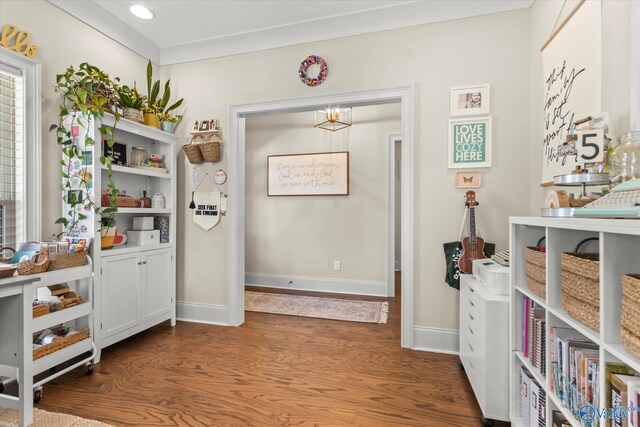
[576,129,604,163]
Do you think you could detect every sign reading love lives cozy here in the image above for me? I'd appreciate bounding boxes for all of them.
[448,117,492,168]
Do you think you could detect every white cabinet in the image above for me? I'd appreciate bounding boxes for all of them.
[508,217,640,427]
[459,274,510,423]
[100,249,172,348]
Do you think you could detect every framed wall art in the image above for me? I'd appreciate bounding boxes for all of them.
[455,172,481,188]
[450,84,490,116]
[448,117,492,169]
[267,151,349,196]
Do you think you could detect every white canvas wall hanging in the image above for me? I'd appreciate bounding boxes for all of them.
[193,191,222,231]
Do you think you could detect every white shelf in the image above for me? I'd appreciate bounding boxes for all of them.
[32,338,93,375]
[547,391,582,427]
[515,285,547,308]
[547,306,601,345]
[111,208,171,214]
[104,164,172,179]
[28,264,92,289]
[32,302,92,333]
[605,343,640,373]
[101,115,178,145]
[515,351,546,385]
[102,243,172,257]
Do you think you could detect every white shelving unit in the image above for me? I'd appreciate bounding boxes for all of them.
[64,114,177,363]
[509,217,640,427]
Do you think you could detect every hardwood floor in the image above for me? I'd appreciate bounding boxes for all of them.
[36,273,493,426]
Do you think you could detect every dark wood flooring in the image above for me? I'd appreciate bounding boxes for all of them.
[35,273,496,426]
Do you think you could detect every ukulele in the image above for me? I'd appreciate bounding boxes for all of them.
[457,191,486,274]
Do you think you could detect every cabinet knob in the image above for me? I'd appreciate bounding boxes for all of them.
[142,261,147,265]
[137,262,142,265]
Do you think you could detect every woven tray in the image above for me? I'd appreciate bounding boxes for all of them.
[525,246,546,298]
[561,289,600,332]
[0,247,15,264]
[33,328,89,360]
[48,251,87,271]
[621,274,640,358]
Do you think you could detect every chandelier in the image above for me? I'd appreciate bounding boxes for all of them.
[314,107,352,132]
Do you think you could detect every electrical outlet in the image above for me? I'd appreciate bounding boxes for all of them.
[191,166,200,185]
[333,260,341,271]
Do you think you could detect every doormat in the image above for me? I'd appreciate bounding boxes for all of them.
[0,408,113,427]
[245,291,388,324]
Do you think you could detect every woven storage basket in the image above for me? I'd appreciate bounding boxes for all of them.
[33,328,89,360]
[0,247,15,264]
[199,138,221,162]
[621,274,640,358]
[48,251,87,271]
[17,254,49,276]
[525,244,546,298]
[560,237,600,331]
[183,139,205,164]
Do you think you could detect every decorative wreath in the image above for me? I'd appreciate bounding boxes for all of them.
[298,55,328,87]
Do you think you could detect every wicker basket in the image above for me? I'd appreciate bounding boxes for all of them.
[0,247,15,264]
[183,139,204,164]
[621,274,640,358]
[199,139,221,162]
[48,251,87,271]
[560,238,600,331]
[17,254,49,276]
[525,246,546,298]
[33,328,89,360]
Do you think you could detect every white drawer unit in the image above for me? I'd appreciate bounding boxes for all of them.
[459,274,510,425]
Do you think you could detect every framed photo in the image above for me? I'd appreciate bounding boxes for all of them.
[448,117,492,169]
[199,120,210,131]
[450,84,490,116]
[455,172,481,188]
[267,151,349,196]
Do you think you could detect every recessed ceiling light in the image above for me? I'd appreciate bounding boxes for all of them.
[129,5,155,20]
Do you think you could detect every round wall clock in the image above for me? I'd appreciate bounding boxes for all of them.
[298,55,328,87]
[214,169,227,185]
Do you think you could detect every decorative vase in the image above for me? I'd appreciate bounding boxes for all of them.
[143,113,161,129]
[100,226,116,249]
[161,121,174,133]
[124,107,143,123]
[142,190,152,208]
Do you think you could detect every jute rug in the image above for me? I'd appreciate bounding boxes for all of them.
[0,408,112,427]
[245,291,388,324]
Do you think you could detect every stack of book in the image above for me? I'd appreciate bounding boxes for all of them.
[520,366,547,426]
[523,296,546,375]
[552,411,570,427]
[607,363,640,427]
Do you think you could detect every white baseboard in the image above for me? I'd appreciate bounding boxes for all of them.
[246,273,388,297]
[413,326,459,355]
[177,302,229,326]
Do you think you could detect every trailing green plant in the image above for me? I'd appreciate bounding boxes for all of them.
[145,60,184,118]
[49,62,121,236]
[118,83,146,110]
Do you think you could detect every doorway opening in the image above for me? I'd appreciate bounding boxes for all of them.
[228,86,415,348]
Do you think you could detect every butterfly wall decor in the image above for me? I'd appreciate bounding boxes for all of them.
[456,172,481,188]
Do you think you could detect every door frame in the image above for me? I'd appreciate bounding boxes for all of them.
[387,133,402,297]
[228,86,415,348]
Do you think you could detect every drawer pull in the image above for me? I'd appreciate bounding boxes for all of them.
[469,312,474,321]
[469,300,475,307]
[469,360,474,370]
[469,287,475,293]
[468,325,474,335]
[468,342,474,352]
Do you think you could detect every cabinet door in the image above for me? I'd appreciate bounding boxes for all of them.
[101,253,140,338]
[141,249,172,321]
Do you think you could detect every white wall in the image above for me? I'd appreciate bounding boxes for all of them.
[244,105,400,287]
[165,9,532,330]
[528,0,632,213]
[0,0,150,238]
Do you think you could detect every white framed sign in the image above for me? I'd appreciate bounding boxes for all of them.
[448,117,492,169]
[267,151,349,196]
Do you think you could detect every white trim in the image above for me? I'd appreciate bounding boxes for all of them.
[0,50,41,241]
[631,0,640,131]
[48,0,160,64]
[246,273,388,297]
[176,302,229,326]
[229,86,415,347]
[387,133,402,297]
[413,326,460,355]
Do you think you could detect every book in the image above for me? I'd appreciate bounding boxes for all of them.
[612,374,639,427]
[552,410,571,427]
[628,381,640,427]
[607,363,638,425]
[521,367,532,425]
[530,377,541,427]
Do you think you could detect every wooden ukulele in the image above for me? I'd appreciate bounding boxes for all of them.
[457,191,486,274]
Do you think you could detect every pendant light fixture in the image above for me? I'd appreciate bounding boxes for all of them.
[314,107,352,132]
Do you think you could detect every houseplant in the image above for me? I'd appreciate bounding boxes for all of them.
[144,60,184,130]
[50,62,120,243]
[118,84,146,123]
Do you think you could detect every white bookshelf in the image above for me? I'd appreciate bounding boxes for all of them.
[509,217,640,426]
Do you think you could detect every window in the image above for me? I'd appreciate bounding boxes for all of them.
[0,51,41,248]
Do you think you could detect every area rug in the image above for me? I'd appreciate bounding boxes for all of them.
[0,408,113,427]
[245,291,388,324]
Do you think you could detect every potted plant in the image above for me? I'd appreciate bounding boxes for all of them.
[100,216,117,249]
[118,84,146,123]
[159,111,183,134]
[143,60,162,128]
[50,62,120,240]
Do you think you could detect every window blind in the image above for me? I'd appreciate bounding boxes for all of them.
[0,66,25,249]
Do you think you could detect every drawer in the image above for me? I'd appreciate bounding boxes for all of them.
[462,292,484,324]
[461,276,485,314]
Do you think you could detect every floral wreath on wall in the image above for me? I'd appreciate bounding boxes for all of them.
[298,55,328,87]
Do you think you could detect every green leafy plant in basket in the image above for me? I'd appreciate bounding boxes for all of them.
[117,83,146,123]
[49,62,121,238]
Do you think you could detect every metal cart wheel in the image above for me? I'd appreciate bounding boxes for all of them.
[458,361,465,372]
[480,416,495,427]
[33,386,43,404]
[0,381,4,394]
[85,362,94,375]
